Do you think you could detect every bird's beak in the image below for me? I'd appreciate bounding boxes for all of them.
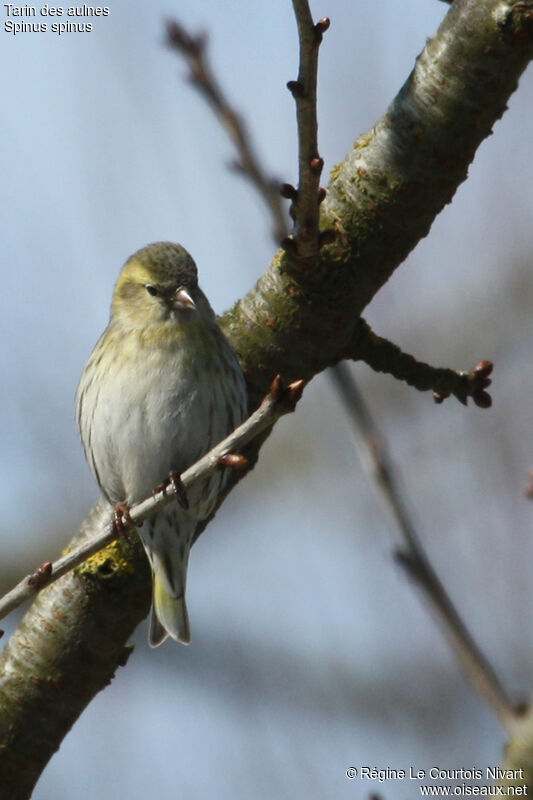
[173,287,196,311]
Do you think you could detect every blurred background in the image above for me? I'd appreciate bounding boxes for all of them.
[2,0,532,797]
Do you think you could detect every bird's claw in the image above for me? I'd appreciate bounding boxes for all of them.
[152,472,189,509]
[113,501,137,535]
[168,470,189,510]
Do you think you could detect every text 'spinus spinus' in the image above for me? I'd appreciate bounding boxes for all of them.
[76,242,247,646]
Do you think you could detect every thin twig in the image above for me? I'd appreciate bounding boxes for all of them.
[165,20,289,243]
[330,361,519,731]
[348,318,494,408]
[0,376,304,624]
[284,2,333,261]
[166,9,336,262]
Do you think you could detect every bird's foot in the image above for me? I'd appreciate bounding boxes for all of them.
[168,470,189,510]
[152,472,189,509]
[113,501,137,535]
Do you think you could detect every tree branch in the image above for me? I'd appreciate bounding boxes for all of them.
[165,10,496,412]
[0,379,305,798]
[0,377,304,626]
[349,318,494,407]
[225,0,533,409]
[165,20,289,242]
[283,3,331,262]
[331,362,519,731]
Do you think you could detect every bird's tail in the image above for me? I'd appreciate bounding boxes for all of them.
[149,571,191,648]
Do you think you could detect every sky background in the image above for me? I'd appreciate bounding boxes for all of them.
[2,1,533,798]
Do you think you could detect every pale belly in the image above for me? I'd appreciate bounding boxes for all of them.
[78,334,246,511]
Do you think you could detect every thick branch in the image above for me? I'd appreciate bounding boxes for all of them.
[0,498,152,800]
[0,377,303,798]
[225,0,533,408]
[322,0,533,312]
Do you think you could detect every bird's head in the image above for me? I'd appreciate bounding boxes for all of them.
[111,242,214,328]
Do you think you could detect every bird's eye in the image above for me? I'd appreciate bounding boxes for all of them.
[145,284,159,297]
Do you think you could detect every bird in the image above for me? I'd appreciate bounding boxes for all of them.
[76,242,247,646]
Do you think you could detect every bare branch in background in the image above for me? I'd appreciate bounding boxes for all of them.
[330,362,522,731]
[165,20,289,243]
